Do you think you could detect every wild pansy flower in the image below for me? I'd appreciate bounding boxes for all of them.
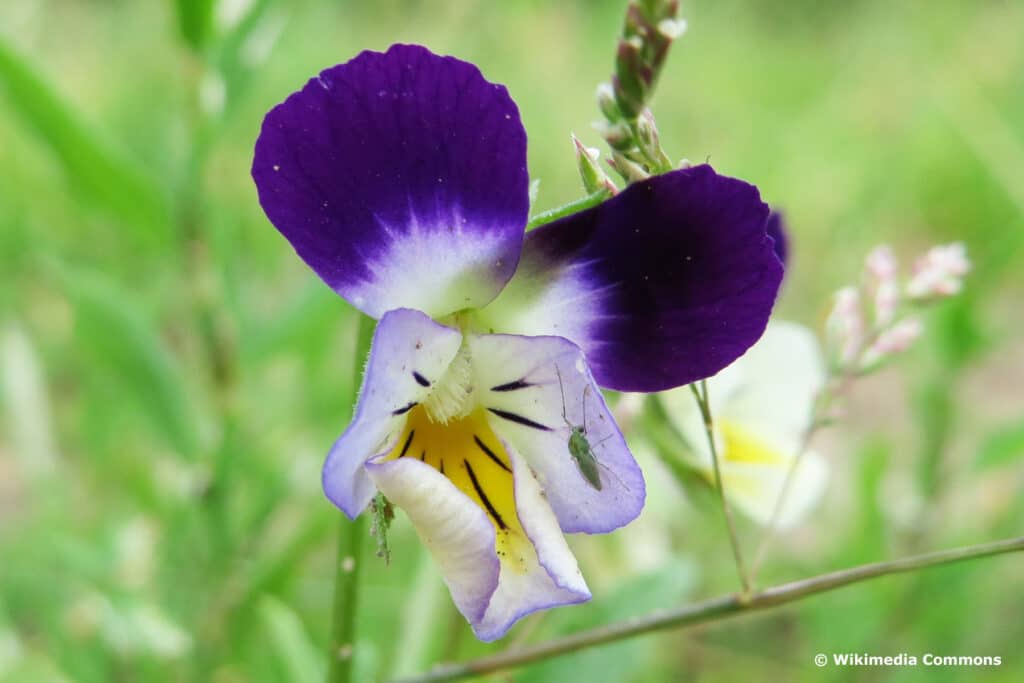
[659,321,828,528]
[252,44,782,640]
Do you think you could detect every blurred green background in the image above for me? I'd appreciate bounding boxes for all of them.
[1,0,1022,681]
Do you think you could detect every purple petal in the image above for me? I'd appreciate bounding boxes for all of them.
[253,44,529,318]
[477,165,783,392]
[322,308,463,517]
[766,211,788,268]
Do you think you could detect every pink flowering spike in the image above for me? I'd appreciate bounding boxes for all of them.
[860,317,923,371]
[906,242,971,301]
[825,286,865,369]
[863,245,900,327]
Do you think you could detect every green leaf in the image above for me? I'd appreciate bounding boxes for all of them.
[50,263,201,459]
[0,38,171,241]
[174,0,216,52]
[258,596,325,683]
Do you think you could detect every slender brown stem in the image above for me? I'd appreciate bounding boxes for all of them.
[390,535,1024,683]
[690,381,752,594]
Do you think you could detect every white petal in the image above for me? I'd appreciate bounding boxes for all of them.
[719,450,829,528]
[322,309,463,517]
[660,321,825,462]
[714,321,825,452]
[474,446,590,640]
[365,447,590,641]
[365,457,499,623]
[467,332,645,534]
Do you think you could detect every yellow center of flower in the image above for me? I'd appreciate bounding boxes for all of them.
[718,419,787,465]
[386,405,531,571]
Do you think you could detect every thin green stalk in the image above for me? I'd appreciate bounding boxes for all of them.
[390,535,1024,683]
[690,381,752,594]
[326,313,376,683]
[749,420,819,581]
[750,321,889,580]
[525,190,610,230]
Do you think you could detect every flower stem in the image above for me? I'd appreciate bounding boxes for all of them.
[749,419,820,581]
[525,190,611,230]
[389,535,1024,683]
[690,381,752,594]
[326,313,376,683]
[750,320,887,580]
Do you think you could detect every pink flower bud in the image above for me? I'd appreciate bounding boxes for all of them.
[860,317,923,369]
[906,242,970,300]
[863,245,900,326]
[865,245,897,281]
[826,286,865,367]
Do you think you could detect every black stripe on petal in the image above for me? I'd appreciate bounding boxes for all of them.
[464,460,507,530]
[392,401,417,416]
[474,435,512,473]
[413,371,431,387]
[488,408,551,432]
[398,430,415,458]
[490,379,532,392]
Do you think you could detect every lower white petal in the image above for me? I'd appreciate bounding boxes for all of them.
[475,446,590,640]
[720,451,828,528]
[713,321,825,452]
[365,457,499,624]
[365,407,590,641]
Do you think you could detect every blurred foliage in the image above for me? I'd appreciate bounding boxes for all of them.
[0,0,1021,681]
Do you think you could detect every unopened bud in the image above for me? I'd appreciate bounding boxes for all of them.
[865,245,897,281]
[860,318,923,371]
[610,150,650,184]
[657,17,687,40]
[906,242,970,300]
[596,83,622,122]
[595,120,634,151]
[825,286,865,369]
[573,135,617,195]
[636,110,659,156]
[863,245,900,327]
[613,37,647,118]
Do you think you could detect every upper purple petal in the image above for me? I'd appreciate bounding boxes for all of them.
[478,165,783,392]
[253,44,529,318]
[766,211,788,268]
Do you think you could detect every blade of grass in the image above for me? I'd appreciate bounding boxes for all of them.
[0,37,171,242]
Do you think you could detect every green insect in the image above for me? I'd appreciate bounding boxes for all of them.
[370,493,395,565]
[555,367,624,491]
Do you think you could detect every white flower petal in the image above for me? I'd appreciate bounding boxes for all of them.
[467,332,645,534]
[715,321,825,452]
[322,308,463,517]
[366,457,499,624]
[365,441,590,641]
[474,446,590,640]
[720,450,829,528]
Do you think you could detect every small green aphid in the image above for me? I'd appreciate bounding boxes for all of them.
[370,493,395,565]
[555,367,619,491]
